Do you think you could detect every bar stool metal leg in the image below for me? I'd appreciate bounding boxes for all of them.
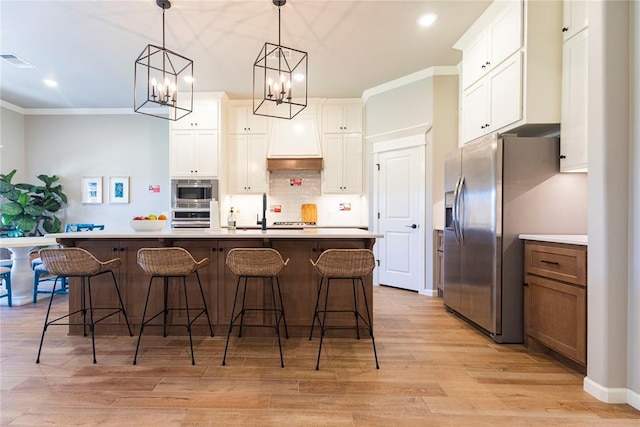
[36,276,61,364]
[359,277,379,369]
[222,276,243,366]
[269,277,285,368]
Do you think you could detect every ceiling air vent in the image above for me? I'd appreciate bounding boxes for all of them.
[268,48,291,60]
[0,54,35,68]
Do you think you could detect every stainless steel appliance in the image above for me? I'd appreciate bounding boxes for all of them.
[171,179,218,209]
[444,133,587,343]
[171,209,211,228]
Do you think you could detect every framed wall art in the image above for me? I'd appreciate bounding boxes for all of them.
[82,176,103,204]
[109,176,130,204]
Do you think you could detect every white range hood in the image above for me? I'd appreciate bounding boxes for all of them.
[267,107,322,160]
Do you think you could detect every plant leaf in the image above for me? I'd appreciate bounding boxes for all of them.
[43,216,62,233]
[15,216,37,233]
[24,204,45,216]
[1,202,23,216]
[42,199,61,212]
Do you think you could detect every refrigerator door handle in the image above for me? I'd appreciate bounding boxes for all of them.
[456,175,466,245]
[452,176,462,243]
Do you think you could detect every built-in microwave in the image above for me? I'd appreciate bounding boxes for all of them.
[171,179,218,208]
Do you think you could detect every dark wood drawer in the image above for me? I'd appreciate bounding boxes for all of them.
[524,241,587,286]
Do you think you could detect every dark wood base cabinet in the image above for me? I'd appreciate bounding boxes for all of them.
[60,237,376,338]
[524,241,587,369]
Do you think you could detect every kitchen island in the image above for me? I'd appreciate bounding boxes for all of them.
[46,228,382,337]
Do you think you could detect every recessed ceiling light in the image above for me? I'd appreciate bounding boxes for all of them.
[417,13,438,28]
[43,79,58,88]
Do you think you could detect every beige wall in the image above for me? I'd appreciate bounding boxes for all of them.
[23,113,170,229]
[0,106,26,182]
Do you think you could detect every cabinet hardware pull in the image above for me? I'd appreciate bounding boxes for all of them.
[562,27,569,32]
[560,155,566,159]
[541,260,560,266]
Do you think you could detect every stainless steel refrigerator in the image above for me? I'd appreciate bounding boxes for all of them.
[443,132,587,343]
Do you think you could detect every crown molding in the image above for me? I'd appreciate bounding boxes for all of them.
[361,66,459,103]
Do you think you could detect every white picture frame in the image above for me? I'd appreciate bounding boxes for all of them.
[82,176,103,204]
[109,176,130,204]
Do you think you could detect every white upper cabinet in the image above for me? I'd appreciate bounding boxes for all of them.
[461,0,522,90]
[461,53,522,143]
[560,27,588,172]
[322,103,363,134]
[228,104,268,134]
[170,130,219,178]
[228,134,268,194]
[322,134,363,194]
[562,0,588,42]
[456,0,562,144]
[171,93,220,130]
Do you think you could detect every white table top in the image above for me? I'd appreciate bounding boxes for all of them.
[45,228,383,240]
[0,236,59,248]
[519,234,588,246]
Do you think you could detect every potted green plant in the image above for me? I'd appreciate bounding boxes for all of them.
[0,169,68,237]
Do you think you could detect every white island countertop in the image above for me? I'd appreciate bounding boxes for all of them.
[519,234,588,246]
[46,228,383,240]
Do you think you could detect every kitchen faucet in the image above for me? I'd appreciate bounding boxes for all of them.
[256,193,267,230]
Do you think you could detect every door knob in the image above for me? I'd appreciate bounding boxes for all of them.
[406,224,418,229]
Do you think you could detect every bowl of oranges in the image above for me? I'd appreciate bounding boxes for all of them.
[129,214,167,231]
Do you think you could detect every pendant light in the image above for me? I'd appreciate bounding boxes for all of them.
[253,0,308,120]
[134,0,193,121]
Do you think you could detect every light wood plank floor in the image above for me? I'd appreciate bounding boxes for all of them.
[1,286,639,426]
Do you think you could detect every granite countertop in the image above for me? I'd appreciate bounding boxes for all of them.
[46,228,383,240]
[519,234,588,246]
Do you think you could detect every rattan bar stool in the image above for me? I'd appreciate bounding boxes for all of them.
[36,247,133,364]
[222,248,289,368]
[134,247,214,365]
[309,249,379,370]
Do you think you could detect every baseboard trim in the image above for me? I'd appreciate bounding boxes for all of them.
[419,289,437,297]
[584,376,639,409]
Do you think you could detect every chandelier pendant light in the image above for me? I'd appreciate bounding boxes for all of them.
[253,0,308,120]
[134,0,193,121]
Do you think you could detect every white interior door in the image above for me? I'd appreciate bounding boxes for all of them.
[377,145,424,291]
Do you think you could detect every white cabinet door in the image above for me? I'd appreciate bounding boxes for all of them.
[193,131,219,177]
[321,134,344,193]
[321,134,363,194]
[563,0,588,41]
[462,30,489,89]
[461,79,489,143]
[245,135,268,193]
[461,0,521,90]
[171,131,198,176]
[229,105,268,134]
[488,52,522,132]
[322,104,363,133]
[228,134,267,193]
[170,130,218,178]
[561,29,588,172]
[172,96,219,130]
[489,0,522,71]
[342,134,363,193]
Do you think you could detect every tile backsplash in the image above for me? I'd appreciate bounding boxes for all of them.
[224,171,368,227]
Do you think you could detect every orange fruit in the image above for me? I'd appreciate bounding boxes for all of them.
[158,214,167,220]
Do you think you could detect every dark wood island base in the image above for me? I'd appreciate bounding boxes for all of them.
[50,229,380,338]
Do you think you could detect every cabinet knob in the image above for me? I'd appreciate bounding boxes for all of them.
[562,27,569,32]
[481,64,486,69]
[485,61,490,66]
[485,123,490,128]
[481,125,485,129]
[219,247,224,252]
[560,154,567,159]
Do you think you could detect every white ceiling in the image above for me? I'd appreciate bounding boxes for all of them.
[0,0,491,109]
